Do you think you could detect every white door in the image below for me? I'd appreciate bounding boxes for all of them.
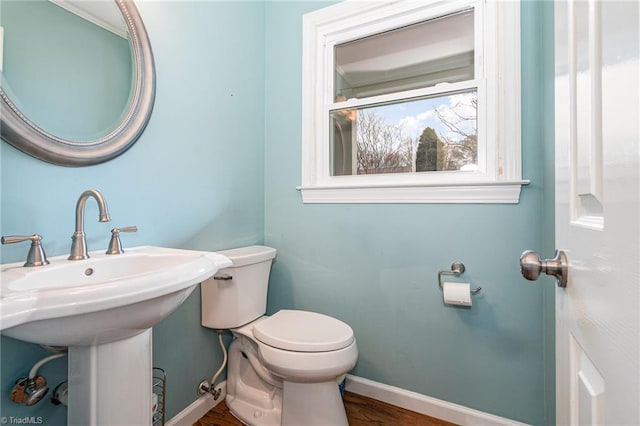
[554,0,639,425]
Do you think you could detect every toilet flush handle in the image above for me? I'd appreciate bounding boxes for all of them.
[213,274,232,281]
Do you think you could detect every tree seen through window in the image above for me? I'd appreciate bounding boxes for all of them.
[331,91,477,176]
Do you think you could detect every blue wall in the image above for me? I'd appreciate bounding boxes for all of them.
[0,1,265,422]
[263,1,554,425]
[1,1,555,425]
[537,2,557,421]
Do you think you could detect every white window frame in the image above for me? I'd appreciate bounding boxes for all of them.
[299,0,528,204]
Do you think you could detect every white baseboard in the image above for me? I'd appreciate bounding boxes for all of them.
[345,375,529,426]
[167,376,527,426]
[166,381,227,426]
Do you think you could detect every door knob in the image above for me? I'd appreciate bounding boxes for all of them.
[520,250,568,287]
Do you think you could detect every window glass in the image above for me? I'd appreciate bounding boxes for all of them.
[334,10,475,102]
[330,90,477,176]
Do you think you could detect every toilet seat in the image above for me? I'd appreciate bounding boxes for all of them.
[253,310,354,352]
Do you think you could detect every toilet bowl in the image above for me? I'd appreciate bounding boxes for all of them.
[201,246,358,426]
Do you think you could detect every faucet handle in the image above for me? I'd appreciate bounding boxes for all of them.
[1,234,50,267]
[105,226,137,255]
[116,226,138,233]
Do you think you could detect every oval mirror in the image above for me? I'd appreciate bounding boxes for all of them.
[0,0,155,166]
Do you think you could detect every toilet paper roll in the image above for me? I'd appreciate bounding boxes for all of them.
[443,282,472,306]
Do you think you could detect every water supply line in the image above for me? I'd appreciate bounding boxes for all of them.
[11,350,67,406]
[29,353,66,381]
[197,330,227,400]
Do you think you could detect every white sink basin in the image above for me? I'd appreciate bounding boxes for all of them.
[0,245,231,346]
[1,244,232,425]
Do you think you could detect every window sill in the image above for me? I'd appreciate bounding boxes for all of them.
[297,180,530,204]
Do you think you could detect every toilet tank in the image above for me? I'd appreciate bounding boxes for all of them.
[201,245,277,329]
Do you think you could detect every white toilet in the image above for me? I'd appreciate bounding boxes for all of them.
[201,245,358,426]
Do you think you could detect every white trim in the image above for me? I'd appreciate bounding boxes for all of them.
[165,383,227,426]
[345,375,529,426]
[48,0,129,39]
[328,80,480,112]
[301,0,523,204]
[167,377,528,425]
[494,0,522,180]
[0,26,4,73]
[298,180,529,204]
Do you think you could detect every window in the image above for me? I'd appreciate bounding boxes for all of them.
[300,0,528,203]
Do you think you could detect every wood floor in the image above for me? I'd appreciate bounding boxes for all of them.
[193,391,457,426]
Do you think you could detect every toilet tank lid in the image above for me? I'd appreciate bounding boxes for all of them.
[253,310,354,352]
[216,245,276,267]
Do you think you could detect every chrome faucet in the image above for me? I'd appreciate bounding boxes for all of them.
[69,189,111,260]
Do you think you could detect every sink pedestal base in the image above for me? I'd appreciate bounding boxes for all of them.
[68,329,152,425]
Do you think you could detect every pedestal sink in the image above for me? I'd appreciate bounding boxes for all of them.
[1,246,231,425]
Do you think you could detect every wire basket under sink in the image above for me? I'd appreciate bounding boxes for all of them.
[152,367,166,426]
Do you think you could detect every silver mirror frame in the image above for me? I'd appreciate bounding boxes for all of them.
[0,0,155,167]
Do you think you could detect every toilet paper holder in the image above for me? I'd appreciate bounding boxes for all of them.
[438,261,482,295]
